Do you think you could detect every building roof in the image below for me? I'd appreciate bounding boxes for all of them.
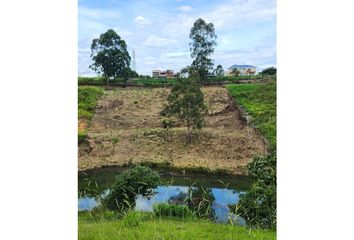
[228,64,257,69]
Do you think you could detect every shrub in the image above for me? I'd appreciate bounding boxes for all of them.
[237,154,276,229]
[153,203,191,218]
[122,211,142,227]
[78,131,88,144]
[103,166,161,214]
[78,86,104,120]
[161,118,174,129]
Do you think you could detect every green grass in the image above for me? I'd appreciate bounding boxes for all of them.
[225,81,276,151]
[78,211,276,240]
[78,86,104,120]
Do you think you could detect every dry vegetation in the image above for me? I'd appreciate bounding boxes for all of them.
[78,87,266,175]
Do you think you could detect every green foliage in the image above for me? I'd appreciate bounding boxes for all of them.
[225,81,276,151]
[213,64,224,77]
[122,211,143,227]
[161,118,174,129]
[238,154,276,229]
[90,29,131,85]
[231,68,241,77]
[78,131,88,145]
[103,166,161,213]
[153,203,192,218]
[260,67,276,76]
[189,18,217,83]
[110,136,119,144]
[78,86,104,120]
[238,151,276,229]
[186,187,215,219]
[163,78,207,140]
[226,82,276,229]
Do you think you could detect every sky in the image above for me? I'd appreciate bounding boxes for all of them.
[78,0,276,76]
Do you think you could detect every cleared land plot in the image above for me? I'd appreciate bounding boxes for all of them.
[79,87,266,175]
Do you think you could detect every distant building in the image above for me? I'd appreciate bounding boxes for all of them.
[226,64,257,76]
[152,69,174,78]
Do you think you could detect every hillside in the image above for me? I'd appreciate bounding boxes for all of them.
[78,86,266,175]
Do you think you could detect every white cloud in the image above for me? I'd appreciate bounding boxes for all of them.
[134,16,152,25]
[143,35,177,47]
[178,5,192,12]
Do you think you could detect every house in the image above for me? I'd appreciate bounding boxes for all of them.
[152,69,174,78]
[226,64,257,76]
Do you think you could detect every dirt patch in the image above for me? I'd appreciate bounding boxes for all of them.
[78,87,266,175]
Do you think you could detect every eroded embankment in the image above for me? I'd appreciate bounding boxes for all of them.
[78,87,266,175]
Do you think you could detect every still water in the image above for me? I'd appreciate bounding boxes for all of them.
[78,168,252,223]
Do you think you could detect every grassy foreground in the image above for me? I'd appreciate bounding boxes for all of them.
[225,81,276,151]
[79,211,276,240]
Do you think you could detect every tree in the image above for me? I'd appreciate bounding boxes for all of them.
[231,68,241,77]
[90,29,131,86]
[163,78,207,142]
[213,65,224,77]
[103,166,160,214]
[189,18,217,85]
[260,67,276,76]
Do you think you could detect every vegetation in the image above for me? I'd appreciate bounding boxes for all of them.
[213,64,224,76]
[162,78,207,141]
[260,67,276,76]
[79,211,276,240]
[153,203,192,218]
[103,166,161,214]
[189,18,217,84]
[78,130,88,145]
[225,81,276,151]
[78,86,104,120]
[90,29,131,86]
[238,154,276,229]
[225,81,276,229]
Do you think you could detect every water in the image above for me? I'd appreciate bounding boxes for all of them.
[78,167,252,224]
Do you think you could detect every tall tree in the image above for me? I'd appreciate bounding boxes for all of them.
[189,18,217,85]
[90,29,131,86]
[260,67,276,76]
[163,78,207,142]
[213,65,224,77]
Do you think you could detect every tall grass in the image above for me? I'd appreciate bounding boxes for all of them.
[225,81,276,151]
[78,86,104,120]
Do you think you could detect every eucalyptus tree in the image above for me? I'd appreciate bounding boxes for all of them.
[189,18,217,85]
[90,29,131,86]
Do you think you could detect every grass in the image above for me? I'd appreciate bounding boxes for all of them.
[225,81,276,151]
[78,86,104,120]
[78,211,276,240]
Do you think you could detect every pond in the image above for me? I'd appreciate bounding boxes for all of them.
[78,167,253,224]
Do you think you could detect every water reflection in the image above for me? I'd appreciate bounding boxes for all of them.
[78,185,245,223]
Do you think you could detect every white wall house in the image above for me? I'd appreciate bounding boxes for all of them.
[225,65,257,76]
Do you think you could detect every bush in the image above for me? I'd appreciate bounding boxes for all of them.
[122,211,142,227]
[153,203,191,218]
[78,86,104,116]
[237,154,276,229]
[78,131,88,144]
[161,118,174,129]
[103,166,161,214]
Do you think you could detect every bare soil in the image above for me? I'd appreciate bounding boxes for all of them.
[78,87,266,175]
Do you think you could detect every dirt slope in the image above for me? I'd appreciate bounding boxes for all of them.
[79,87,266,175]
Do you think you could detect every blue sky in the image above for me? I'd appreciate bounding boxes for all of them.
[78,0,276,76]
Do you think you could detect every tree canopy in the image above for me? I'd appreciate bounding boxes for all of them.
[260,67,276,76]
[90,29,131,85]
[163,78,207,141]
[189,18,217,84]
[213,65,224,77]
